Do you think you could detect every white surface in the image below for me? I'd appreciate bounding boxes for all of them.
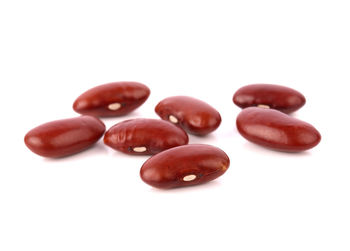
[1,1,349,250]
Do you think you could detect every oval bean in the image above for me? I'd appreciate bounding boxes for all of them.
[236,107,321,152]
[140,144,230,189]
[104,118,189,155]
[73,81,150,117]
[24,116,106,157]
[233,84,306,113]
[155,96,221,135]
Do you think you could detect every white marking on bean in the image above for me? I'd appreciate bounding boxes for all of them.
[169,115,178,123]
[133,146,147,153]
[183,174,196,181]
[257,104,270,109]
[108,102,121,111]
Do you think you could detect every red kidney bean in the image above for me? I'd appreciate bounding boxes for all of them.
[24,116,106,158]
[155,96,221,135]
[233,84,306,113]
[236,107,321,152]
[140,144,230,189]
[73,81,150,117]
[104,118,189,155]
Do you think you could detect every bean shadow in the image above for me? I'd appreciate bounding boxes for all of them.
[110,149,151,161]
[148,179,223,194]
[42,141,109,163]
[188,133,219,145]
[99,110,147,127]
[241,141,313,157]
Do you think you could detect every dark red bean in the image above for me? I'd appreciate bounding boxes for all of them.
[155,96,221,135]
[236,107,321,152]
[104,118,189,155]
[140,144,230,189]
[233,84,306,113]
[24,116,106,158]
[73,81,150,117]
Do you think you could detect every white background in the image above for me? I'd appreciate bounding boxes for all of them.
[1,0,349,250]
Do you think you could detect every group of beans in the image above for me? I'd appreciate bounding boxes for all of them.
[24,82,321,189]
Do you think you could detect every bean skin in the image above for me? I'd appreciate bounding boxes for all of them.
[155,96,221,135]
[24,116,106,158]
[233,84,306,113]
[104,118,189,155]
[73,81,150,117]
[236,107,321,152]
[140,144,230,189]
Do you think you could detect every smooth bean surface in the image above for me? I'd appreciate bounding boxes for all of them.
[104,118,189,155]
[73,81,150,117]
[236,107,321,152]
[140,144,230,189]
[24,116,106,158]
[155,96,221,135]
[233,84,306,113]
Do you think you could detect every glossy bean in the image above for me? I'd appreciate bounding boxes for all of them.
[155,96,221,135]
[73,81,150,117]
[233,84,306,113]
[140,144,230,189]
[236,107,321,152]
[104,118,189,155]
[24,116,106,158]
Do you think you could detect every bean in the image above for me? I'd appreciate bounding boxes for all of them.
[24,116,106,158]
[104,118,189,155]
[155,96,221,135]
[236,107,321,152]
[140,144,230,189]
[233,84,306,113]
[73,81,150,117]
